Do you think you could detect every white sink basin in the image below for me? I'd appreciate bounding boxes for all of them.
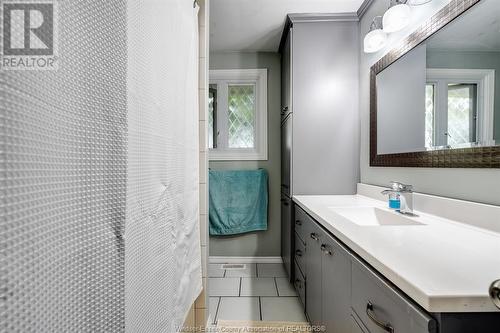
[329,207,425,226]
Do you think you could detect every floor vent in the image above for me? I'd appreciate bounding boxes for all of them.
[222,264,246,270]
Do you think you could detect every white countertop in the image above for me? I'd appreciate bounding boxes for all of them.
[293,194,500,313]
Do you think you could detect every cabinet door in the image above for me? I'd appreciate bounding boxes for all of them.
[281,115,292,196]
[291,21,359,195]
[305,220,322,326]
[281,28,292,121]
[294,261,306,307]
[321,234,352,333]
[351,316,369,333]
[281,195,292,279]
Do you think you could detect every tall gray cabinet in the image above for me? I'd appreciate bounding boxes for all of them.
[280,14,360,279]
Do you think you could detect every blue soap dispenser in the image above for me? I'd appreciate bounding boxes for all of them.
[382,182,401,210]
[388,192,401,210]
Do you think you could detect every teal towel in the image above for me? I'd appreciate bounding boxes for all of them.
[209,169,268,236]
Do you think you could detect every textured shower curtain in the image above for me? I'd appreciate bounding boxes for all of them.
[0,0,201,332]
[125,0,202,332]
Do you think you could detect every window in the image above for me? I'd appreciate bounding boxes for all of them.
[209,69,267,160]
[425,68,495,148]
[425,84,435,148]
[447,83,478,146]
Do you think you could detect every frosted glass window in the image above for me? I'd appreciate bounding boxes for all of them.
[425,70,486,148]
[447,83,477,146]
[209,84,217,149]
[208,69,267,160]
[425,84,435,148]
[228,84,256,148]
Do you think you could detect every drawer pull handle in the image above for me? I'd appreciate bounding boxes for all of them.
[295,250,303,257]
[320,244,332,256]
[310,233,319,241]
[366,301,394,333]
[295,220,302,226]
[490,280,500,309]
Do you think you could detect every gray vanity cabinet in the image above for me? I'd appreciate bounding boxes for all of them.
[280,26,292,279]
[296,205,352,332]
[321,233,352,333]
[294,204,439,333]
[279,14,359,283]
[281,27,292,124]
[281,194,292,278]
[351,258,437,333]
[350,316,369,333]
[279,15,359,196]
[304,219,322,326]
[281,114,292,198]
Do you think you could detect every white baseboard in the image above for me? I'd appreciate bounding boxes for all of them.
[209,256,283,264]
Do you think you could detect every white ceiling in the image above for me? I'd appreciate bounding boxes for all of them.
[209,0,366,53]
[426,0,500,52]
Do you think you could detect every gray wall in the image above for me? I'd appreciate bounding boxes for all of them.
[427,49,500,140]
[377,44,427,154]
[359,0,500,206]
[209,52,281,256]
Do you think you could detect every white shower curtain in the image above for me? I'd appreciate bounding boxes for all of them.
[125,0,202,332]
[1,1,127,331]
[1,0,200,331]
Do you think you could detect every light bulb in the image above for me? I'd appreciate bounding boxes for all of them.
[383,3,411,33]
[364,29,388,53]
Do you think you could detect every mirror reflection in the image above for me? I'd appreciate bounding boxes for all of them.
[376,0,500,155]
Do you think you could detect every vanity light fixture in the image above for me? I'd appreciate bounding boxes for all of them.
[363,0,433,53]
[407,0,433,5]
[364,16,388,53]
[383,0,411,33]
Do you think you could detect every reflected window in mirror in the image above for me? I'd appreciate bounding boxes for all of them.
[425,80,481,148]
[447,83,478,147]
[374,0,500,157]
[424,69,493,149]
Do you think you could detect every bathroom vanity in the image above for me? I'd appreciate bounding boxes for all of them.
[291,186,500,333]
[281,0,500,331]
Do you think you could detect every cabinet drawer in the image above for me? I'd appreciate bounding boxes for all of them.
[351,314,369,333]
[351,259,437,333]
[294,261,306,307]
[294,205,311,244]
[294,232,305,275]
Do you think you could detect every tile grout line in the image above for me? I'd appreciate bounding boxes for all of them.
[214,297,221,325]
[258,296,300,298]
[274,277,279,296]
[258,296,263,321]
[238,277,242,297]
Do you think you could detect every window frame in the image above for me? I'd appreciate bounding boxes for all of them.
[426,68,495,148]
[209,69,268,161]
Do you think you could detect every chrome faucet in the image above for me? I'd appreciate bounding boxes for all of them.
[381,181,416,216]
[490,280,500,310]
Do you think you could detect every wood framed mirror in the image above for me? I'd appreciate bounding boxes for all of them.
[370,0,500,168]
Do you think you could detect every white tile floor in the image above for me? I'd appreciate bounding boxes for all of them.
[208,263,307,324]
